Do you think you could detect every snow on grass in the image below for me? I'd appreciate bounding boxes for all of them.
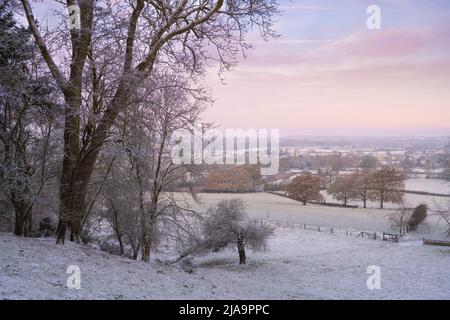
[184,192,392,231]
[405,178,450,194]
[179,192,448,235]
[1,227,449,300]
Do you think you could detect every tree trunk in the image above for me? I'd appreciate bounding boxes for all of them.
[237,240,246,265]
[55,41,154,246]
[56,92,84,244]
[55,92,98,244]
[132,247,139,260]
[141,239,151,262]
[363,197,367,209]
[13,201,32,237]
[380,197,384,209]
[117,234,124,256]
[56,185,86,244]
[14,213,23,236]
[127,234,140,260]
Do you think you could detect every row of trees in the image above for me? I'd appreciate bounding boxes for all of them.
[286,166,405,209]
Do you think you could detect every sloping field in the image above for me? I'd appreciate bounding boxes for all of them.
[1,228,449,300]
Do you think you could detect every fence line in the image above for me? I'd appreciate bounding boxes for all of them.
[251,218,404,243]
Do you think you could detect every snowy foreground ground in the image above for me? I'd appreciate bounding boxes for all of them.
[1,227,450,300]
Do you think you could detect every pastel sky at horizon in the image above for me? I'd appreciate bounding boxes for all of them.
[203,0,450,137]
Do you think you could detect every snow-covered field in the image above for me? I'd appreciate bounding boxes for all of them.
[178,192,447,235]
[187,192,393,231]
[405,178,450,194]
[1,228,449,300]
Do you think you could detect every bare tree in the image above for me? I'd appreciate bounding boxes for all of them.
[430,200,450,237]
[328,174,356,207]
[95,75,206,261]
[317,169,334,190]
[368,166,405,209]
[203,199,273,265]
[19,0,280,244]
[100,160,140,257]
[88,142,142,258]
[389,200,412,234]
[352,170,372,209]
[285,172,322,205]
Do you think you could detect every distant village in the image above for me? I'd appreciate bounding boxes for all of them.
[193,139,450,196]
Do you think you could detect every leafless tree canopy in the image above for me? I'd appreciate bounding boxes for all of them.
[328,174,357,207]
[430,200,450,237]
[202,198,273,264]
[389,200,412,233]
[368,166,405,209]
[285,172,323,205]
[15,0,279,244]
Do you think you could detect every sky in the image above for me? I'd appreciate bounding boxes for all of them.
[24,0,450,137]
[203,0,450,137]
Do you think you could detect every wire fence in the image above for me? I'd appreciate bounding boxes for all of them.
[251,218,407,243]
